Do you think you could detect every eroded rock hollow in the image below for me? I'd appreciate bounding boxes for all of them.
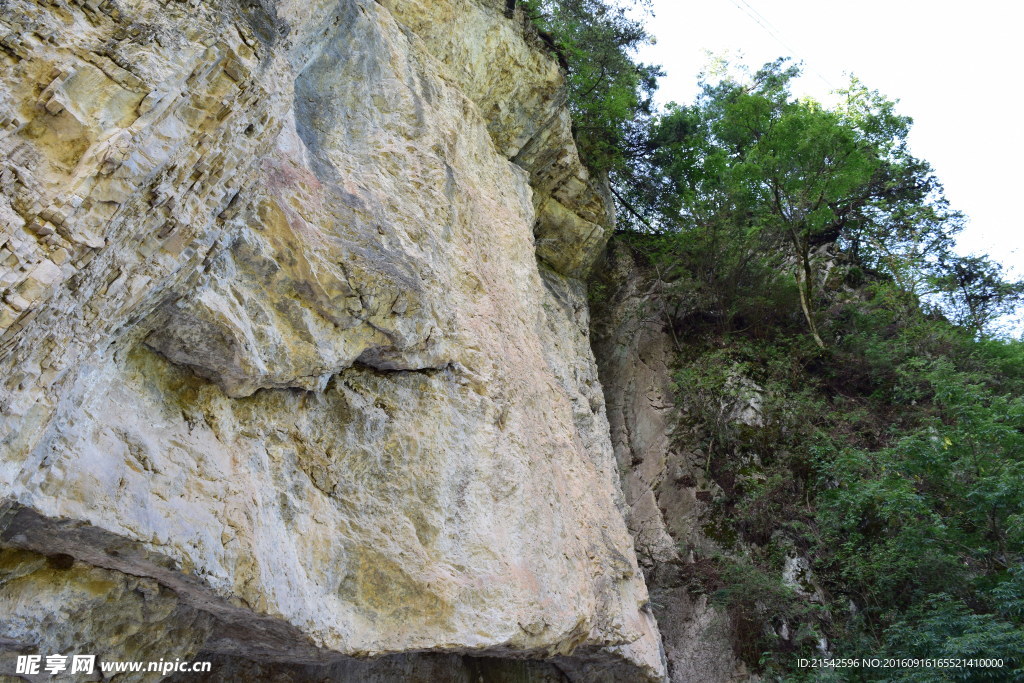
[1,0,667,679]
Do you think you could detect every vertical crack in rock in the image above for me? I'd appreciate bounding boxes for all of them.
[591,242,749,682]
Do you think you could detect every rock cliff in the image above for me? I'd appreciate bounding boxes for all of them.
[0,0,665,679]
[590,243,745,682]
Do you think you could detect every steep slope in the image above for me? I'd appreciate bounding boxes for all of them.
[0,0,664,679]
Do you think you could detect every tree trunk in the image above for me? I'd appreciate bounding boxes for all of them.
[791,229,826,349]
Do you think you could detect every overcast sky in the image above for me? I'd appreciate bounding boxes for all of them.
[635,0,1023,280]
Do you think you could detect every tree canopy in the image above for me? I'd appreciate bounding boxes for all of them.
[518,5,1023,338]
[615,58,1021,342]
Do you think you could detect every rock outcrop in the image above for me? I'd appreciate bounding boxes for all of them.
[590,242,744,682]
[0,0,665,679]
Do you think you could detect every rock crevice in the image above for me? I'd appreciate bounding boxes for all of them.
[590,242,747,682]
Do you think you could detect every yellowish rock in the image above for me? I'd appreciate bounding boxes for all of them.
[0,0,666,679]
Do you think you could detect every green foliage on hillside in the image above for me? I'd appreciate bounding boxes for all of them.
[658,275,1024,678]
[529,0,1024,676]
[614,60,1024,677]
[615,60,1024,678]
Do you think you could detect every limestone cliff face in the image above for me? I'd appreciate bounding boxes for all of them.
[0,0,664,679]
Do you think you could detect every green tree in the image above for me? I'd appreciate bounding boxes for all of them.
[622,59,1017,342]
[521,0,661,173]
[931,254,1024,336]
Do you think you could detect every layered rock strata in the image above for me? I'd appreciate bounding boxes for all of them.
[0,0,664,679]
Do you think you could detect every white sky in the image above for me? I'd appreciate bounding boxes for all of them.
[635,0,1024,278]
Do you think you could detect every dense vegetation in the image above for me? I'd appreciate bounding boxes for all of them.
[525,1,1024,679]
[667,286,1024,678]
[519,0,660,172]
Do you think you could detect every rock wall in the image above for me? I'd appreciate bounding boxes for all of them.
[590,242,744,682]
[0,0,665,679]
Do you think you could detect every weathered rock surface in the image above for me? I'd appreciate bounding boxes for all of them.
[590,242,744,682]
[0,0,663,679]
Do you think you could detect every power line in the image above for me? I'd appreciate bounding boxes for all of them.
[725,0,835,90]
